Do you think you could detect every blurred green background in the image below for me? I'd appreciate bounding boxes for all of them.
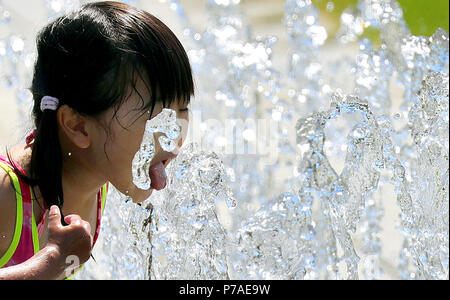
[312,0,449,39]
[397,0,449,35]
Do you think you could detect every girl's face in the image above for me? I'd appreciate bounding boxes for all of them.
[91,77,190,203]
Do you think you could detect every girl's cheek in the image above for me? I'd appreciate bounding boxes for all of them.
[176,115,189,146]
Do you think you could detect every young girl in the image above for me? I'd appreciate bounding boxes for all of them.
[0,1,193,279]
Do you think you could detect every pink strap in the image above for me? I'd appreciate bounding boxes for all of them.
[37,210,47,238]
[25,130,37,148]
[0,155,35,267]
[93,190,103,246]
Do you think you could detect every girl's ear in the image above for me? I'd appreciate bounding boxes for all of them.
[56,104,91,149]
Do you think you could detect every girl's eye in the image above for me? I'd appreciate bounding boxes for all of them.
[179,107,189,113]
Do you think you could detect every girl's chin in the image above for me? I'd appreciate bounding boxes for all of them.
[130,188,154,203]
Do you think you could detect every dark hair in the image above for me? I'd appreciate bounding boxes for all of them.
[6,1,194,216]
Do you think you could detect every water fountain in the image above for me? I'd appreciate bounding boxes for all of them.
[0,0,448,280]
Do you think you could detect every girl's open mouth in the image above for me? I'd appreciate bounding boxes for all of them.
[149,160,168,190]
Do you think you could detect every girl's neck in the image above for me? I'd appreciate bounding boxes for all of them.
[61,153,106,207]
[11,143,105,213]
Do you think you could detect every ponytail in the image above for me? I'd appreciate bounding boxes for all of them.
[30,108,64,211]
[6,96,65,223]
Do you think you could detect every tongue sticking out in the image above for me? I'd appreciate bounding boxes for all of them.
[149,161,167,190]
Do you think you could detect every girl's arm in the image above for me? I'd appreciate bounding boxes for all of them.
[0,245,64,280]
[0,206,93,280]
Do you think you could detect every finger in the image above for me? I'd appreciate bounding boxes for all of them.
[81,221,91,234]
[64,214,82,225]
[82,222,93,247]
[48,205,62,228]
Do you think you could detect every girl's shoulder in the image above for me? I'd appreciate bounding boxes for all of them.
[0,158,19,260]
[0,144,32,175]
[0,144,30,259]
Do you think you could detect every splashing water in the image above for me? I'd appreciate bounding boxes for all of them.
[78,143,236,280]
[79,0,449,281]
[407,71,449,280]
[149,144,236,279]
[132,108,181,190]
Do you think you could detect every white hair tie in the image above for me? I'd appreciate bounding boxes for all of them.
[40,96,60,112]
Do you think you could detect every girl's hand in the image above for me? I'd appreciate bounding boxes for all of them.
[47,205,93,273]
[0,205,93,280]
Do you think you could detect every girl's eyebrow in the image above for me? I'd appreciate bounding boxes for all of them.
[178,107,189,112]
